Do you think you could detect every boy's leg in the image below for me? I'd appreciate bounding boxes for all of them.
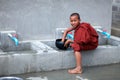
[69,42,97,74]
[68,51,82,74]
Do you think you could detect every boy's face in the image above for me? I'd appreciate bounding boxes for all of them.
[70,15,80,28]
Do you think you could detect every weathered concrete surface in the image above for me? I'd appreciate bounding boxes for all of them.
[0,0,112,40]
[0,36,120,75]
[12,64,120,80]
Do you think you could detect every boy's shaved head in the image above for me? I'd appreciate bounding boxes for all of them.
[70,13,80,20]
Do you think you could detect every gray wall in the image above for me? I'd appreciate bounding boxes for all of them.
[0,0,112,40]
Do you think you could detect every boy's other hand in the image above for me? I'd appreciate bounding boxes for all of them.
[64,39,73,48]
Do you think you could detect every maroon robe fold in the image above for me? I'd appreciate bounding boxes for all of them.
[71,22,98,52]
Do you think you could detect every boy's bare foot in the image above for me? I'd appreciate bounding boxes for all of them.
[68,68,82,74]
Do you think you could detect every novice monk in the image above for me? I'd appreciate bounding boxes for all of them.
[61,13,98,74]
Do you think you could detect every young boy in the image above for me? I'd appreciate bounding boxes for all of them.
[61,13,98,74]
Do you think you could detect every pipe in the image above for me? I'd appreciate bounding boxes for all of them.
[8,33,19,46]
[96,28,110,39]
[67,32,74,40]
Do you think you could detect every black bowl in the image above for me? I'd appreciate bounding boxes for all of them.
[55,39,69,50]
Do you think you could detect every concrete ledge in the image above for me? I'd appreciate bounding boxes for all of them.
[0,36,120,75]
[0,46,120,75]
[82,46,120,66]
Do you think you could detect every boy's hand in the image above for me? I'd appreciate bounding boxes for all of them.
[61,39,64,43]
[64,39,73,48]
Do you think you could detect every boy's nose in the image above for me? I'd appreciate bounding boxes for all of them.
[72,22,75,25]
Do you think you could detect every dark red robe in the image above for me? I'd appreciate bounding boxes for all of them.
[71,22,98,52]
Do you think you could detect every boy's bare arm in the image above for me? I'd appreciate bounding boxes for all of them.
[61,27,74,42]
[64,39,73,47]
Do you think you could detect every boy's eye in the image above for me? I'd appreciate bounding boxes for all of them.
[71,20,76,22]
